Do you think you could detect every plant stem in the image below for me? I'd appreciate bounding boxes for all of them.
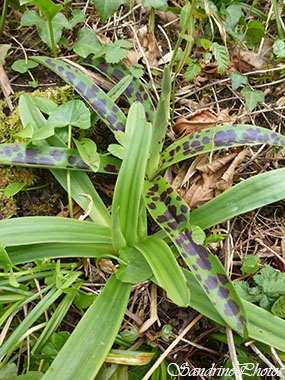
[47,18,58,58]
[272,0,284,40]
[67,125,73,218]
[149,8,155,32]
[0,0,9,40]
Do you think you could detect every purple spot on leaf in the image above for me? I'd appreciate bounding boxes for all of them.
[205,276,218,289]
[218,287,230,299]
[224,300,240,316]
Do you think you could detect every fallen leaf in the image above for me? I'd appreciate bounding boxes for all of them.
[180,148,249,208]
[172,108,218,138]
[129,24,161,67]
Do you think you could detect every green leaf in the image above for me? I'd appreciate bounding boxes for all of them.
[42,331,70,358]
[247,20,266,45]
[0,216,112,246]
[191,225,205,245]
[70,9,86,28]
[31,56,126,132]
[147,66,170,179]
[42,276,131,380]
[254,265,285,296]
[159,125,285,173]
[93,0,129,22]
[11,59,38,73]
[73,27,102,58]
[112,103,152,246]
[241,88,265,111]
[103,40,132,64]
[0,363,17,379]
[48,100,91,129]
[142,0,168,11]
[224,3,243,29]
[184,59,201,81]
[29,0,62,21]
[136,236,190,307]
[273,39,285,58]
[271,295,285,317]
[241,256,260,274]
[32,97,58,115]
[116,246,153,284]
[21,11,72,49]
[144,177,247,334]
[183,268,285,352]
[229,72,248,90]
[234,281,262,303]
[221,357,261,380]
[16,122,33,138]
[5,182,25,198]
[190,169,285,230]
[73,138,100,172]
[74,293,97,310]
[210,42,229,74]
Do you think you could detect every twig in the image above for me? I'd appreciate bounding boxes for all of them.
[226,325,243,380]
[128,24,160,101]
[141,314,203,380]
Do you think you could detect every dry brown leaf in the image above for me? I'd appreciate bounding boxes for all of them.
[98,258,117,274]
[229,47,276,73]
[0,64,13,111]
[173,109,218,138]
[181,148,248,208]
[128,24,161,67]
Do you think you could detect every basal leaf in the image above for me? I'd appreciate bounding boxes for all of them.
[144,176,247,334]
[159,124,285,172]
[31,56,126,132]
[112,103,152,246]
[85,58,155,123]
[0,143,120,174]
[135,236,190,307]
[116,246,153,284]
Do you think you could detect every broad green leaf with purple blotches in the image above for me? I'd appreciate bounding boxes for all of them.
[85,58,155,123]
[144,176,247,334]
[159,124,285,173]
[0,143,120,174]
[31,56,126,132]
[147,66,171,179]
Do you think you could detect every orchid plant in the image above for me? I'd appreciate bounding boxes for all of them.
[0,55,285,379]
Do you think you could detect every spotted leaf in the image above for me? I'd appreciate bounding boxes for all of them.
[31,56,126,132]
[159,124,285,173]
[144,176,247,334]
[84,58,155,123]
[0,144,120,174]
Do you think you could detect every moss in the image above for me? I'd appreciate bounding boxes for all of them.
[0,86,79,219]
